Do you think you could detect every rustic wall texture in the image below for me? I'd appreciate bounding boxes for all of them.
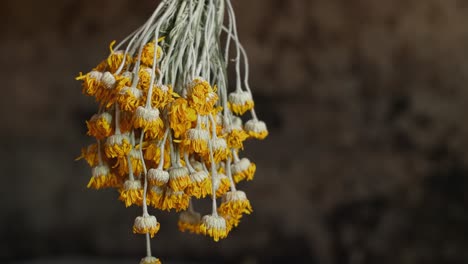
[2,0,468,263]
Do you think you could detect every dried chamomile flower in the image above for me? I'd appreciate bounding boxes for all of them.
[244,119,268,140]
[231,157,256,183]
[87,164,120,189]
[228,91,254,115]
[185,170,211,199]
[184,127,210,154]
[119,179,143,207]
[105,133,132,158]
[218,190,253,229]
[86,112,113,139]
[178,210,202,234]
[147,168,169,187]
[160,188,189,212]
[168,166,191,192]
[141,42,163,67]
[133,215,161,238]
[199,214,228,242]
[133,106,163,133]
[76,0,268,262]
[118,86,144,112]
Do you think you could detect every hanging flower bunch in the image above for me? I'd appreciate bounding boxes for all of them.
[77,0,267,263]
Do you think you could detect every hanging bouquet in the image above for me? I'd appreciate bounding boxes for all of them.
[77,0,267,263]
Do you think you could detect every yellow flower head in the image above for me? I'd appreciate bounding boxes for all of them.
[87,164,121,189]
[213,172,231,198]
[80,71,102,97]
[147,168,169,187]
[210,137,230,163]
[160,188,190,212]
[86,112,113,140]
[148,185,165,209]
[232,157,256,183]
[107,48,132,73]
[226,117,249,149]
[199,214,228,242]
[117,86,144,112]
[76,144,100,167]
[116,149,144,176]
[244,119,268,140]
[178,210,202,234]
[185,171,211,199]
[151,84,174,109]
[228,91,254,115]
[133,106,164,133]
[144,142,171,169]
[169,98,197,138]
[187,78,219,115]
[138,67,153,91]
[140,42,163,67]
[119,179,143,207]
[183,128,210,154]
[104,133,132,158]
[168,166,191,192]
[133,215,161,238]
[218,190,253,222]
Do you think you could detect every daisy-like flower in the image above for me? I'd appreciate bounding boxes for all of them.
[119,179,143,207]
[211,137,230,163]
[79,71,102,97]
[148,185,165,209]
[151,84,173,109]
[86,112,113,140]
[160,188,189,212]
[107,49,132,73]
[226,127,249,150]
[144,143,171,169]
[116,149,144,176]
[140,256,161,264]
[231,157,256,183]
[178,210,202,234]
[76,144,100,167]
[199,214,228,242]
[218,190,253,229]
[87,164,120,189]
[168,98,197,138]
[105,133,132,158]
[141,42,163,67]
[168,166,191,192]
[183,127,210,154]
[133,215,161,238]
[185,170,211,199]
[137,67,153,91]
[117,86,144,112]
[147,168,169,187]
[187,77,219,115]
[244,119,268,140]
[213,171,231,198]
[133,106,163,133]
[228,91,254,115]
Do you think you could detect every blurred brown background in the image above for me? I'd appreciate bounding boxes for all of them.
[2,0,468,263]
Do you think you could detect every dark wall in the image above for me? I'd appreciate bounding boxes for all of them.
[2,0,468,263]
